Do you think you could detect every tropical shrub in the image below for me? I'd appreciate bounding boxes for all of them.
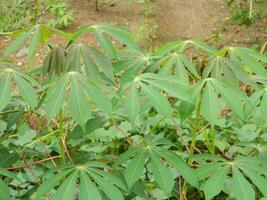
[0,22,267,200]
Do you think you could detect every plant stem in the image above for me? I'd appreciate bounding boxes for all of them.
[181,89,204,200]
[58,110,65,165]
[210,127,215,154]
[188,90,203,165]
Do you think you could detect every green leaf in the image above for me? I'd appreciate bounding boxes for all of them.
[239,166,267,196]
[35,170,72,199]
[44,75,69,122]
[232,167,255,200]
[196,162,226,180]
[3,31,29,57]
[79,171,102,200]
[141,83,173,117]
[28,26,41,57]
[202,165,228,200]
[0,179,10,200]
[114,147,140,168]
[124,83,140,123]
[179,101,195,123]
[141,73,192,102]
[87,47,115,83]
[0,168,16,179]
[0,71,12,112]
[96,24,139,48]
[200,80,220,127]
[125,149,146,189]
[157,149,199,188]
[54,171,78,200]
[89,172,123,200]
[211,79,245,119]
[94,29,117,59]
[69,76,91,127]
[14,73,38,108]
[83,81,112,115]
[150,152,174,195]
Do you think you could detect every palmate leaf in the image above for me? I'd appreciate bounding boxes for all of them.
[150,152,174,195]
[229,47,267,77]
[4,24,69,58]
[141,83,173,117]
[14,73,38,108]
[53,170,79,200]
[211,79,246,119]
[94,29,117,59]
[124,149,146,189]
[44,72,112,122]
[140,73,192,102]
[157,53,199,83]
[0,71,12,112]
[34,163,125,200]
[115,136,198,193]
[232,166,255,200]
[155,148,199,188]
[0,179,10,200]
[0,69,39,110]
[69,76,91,127]
[195,156,267,200]
[202,165,228,200]
[124,83,140,123]
[79,171,102,200]
[92,24,139,49]
[44,74,70,122]
[200,80,221,127]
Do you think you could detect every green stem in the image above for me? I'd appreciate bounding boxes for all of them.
[181,89,204,200]
[58,110,65,164]
[210,127,215,154]
[188,90,203,165]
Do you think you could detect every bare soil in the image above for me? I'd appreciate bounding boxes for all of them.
[1,0,266,66]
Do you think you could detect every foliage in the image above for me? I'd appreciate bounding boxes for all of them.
[0,0,36,32]
[1,22,267,200]
[225,0,267,26]
[46,1,75,28]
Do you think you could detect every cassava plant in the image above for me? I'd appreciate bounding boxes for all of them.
[0,22,267,200]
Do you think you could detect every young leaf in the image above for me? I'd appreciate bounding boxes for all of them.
[79,171,102,200]
[0,72,12,112]
[124,149,146,189]
[232,167,255,200]
[202,165,228,200]
[124,83,140,123]
[150,152,174,195]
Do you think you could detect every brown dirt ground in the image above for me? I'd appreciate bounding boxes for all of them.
[0,0,266,67]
